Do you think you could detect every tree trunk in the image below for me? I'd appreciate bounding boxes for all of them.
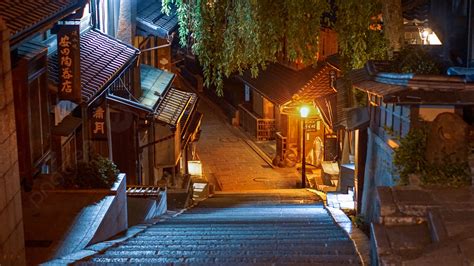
[382,0,404,53]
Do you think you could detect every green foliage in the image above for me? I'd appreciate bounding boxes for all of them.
[423,159,471,188]
[334,0,388,70]
[393,126,428,185]
[390,46,441,74]
[60,156,119,189]
[163,0,330,95]
[393,125,471,187]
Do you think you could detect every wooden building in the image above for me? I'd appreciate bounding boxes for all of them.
[134,0,178,71]
[1,0,88,188]
[238,62,340,168]
[353,60,474,220]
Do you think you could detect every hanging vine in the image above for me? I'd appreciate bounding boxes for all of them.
[334,0,388,71]
[163,0,330,95]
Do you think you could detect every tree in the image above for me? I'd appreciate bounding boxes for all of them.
[381,0,404,53]
[163,0,389,94]
[334,0,388,70]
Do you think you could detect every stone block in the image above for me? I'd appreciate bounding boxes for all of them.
[0,137,13,177]
[459,238,474,263]
[4,161,20,204]
[376,187,397,217]
[0,176,6,212]
[3,70,13,102]
[0,207,10,245]
[6,199,17,236]
[13,192,22,225]
[0,102,16,144]
[428,209,448,243]
[371,223,391,255]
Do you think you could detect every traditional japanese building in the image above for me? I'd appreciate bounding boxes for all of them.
[0,1,90,264]
[238,62,340,169]
[353,60,474,222]
[134,0,178,71]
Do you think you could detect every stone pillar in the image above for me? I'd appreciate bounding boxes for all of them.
[0,19,26,265]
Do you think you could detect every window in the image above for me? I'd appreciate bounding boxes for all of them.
[244,84,250,102]
[29,72,51,164]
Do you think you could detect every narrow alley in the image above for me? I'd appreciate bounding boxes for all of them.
[194,88,301,191]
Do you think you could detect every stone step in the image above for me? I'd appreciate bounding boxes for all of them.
[90,254,360,264]
[140,228,346,235]
[110,244,357,254]
[138,231,347,238]
[82,190,360,265]
[123,238,352,246]
[101,249,359,258]
[147,223,340,232]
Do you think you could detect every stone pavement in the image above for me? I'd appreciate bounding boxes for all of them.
[194,91,300,191]
[80,190,362,265]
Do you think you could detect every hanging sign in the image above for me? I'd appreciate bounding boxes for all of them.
[305,119,320,132]
[90,103,107,140]
[57,24,81,103]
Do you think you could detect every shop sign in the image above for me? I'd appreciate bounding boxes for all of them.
[90,103,107,140]
[57,24,81,103]
[305,119,320,132]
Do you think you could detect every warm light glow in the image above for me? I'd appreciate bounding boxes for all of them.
[419,27,442,45]
[188,161,202,176]
[300,106,310,118]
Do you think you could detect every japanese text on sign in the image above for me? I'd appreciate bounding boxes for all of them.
[57,24,81,102]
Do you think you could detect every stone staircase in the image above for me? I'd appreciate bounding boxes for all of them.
[78,189,361,265]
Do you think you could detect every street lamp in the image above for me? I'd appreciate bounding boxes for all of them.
[300,106,310,188]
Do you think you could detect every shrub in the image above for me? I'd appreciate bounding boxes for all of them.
[393,125,471,187]
[390,46,441,75]
[59,156,119,189]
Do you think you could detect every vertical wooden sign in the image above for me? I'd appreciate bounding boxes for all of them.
[57,24,81,103]
[90,102,108,140]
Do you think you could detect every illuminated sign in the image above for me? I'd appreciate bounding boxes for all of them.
[57,24,81,103]
[90,103,107,140]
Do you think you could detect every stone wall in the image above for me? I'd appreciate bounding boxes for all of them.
[360,128,397,223]
[0,19,26,265]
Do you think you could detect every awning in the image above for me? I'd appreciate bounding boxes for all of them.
[52,115,82,136]
[136,0,178,38]
[0,0,86,48]
[49,30,139,103]
[182,111,203,148]
[353,80,406,97]
[155,88,194,126]
[140,64,175,110]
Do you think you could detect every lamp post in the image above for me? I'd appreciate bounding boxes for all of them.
[300,106,310,188]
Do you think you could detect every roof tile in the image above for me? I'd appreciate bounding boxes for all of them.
[49,30,139,103]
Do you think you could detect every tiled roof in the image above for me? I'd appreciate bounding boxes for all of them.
[353,80,406,96]
[49,30,139,103]
[353,61,474,105]
[155,88,192,126]
[140,64,175,110]
[296,64,339,102]
[239,63,320,105]
[136,0,178,38]
[402,0,430,21]
[0,0,84,46]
